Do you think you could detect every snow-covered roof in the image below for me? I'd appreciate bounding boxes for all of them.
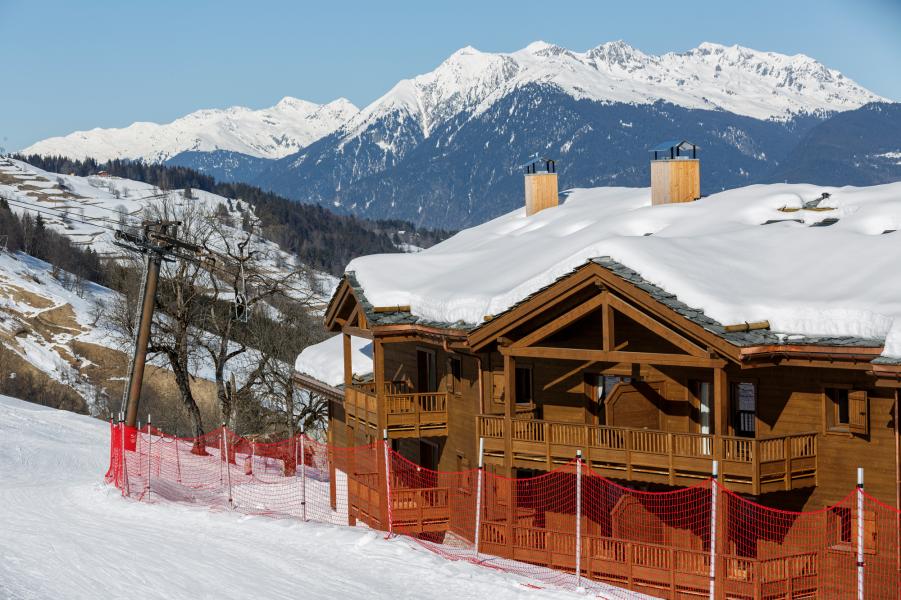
[347,182,901,359]
[294,335,373,387]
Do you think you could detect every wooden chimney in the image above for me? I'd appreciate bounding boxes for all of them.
[524,158,559,216]
[650,140,700,205]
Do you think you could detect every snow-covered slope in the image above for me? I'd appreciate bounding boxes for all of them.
[0,158,337,302]
[22,96,359,162]
[0,394,596,599]
[348,181,901,358]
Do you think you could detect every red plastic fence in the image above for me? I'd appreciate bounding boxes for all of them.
[106,423,901,599]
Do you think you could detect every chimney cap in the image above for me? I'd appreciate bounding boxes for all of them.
[520,155,557,175]
[650,139,699,161]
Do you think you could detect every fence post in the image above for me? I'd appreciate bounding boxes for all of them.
[709,460,719,600]
[219,427,224,484]
[383,429,393,537]
[576,449,583,589]
[221,424,233,509]
[857,467,864,600]
[250,441,255,477]
[175,435,182,484]
[474,437,485,556]
[145,414,152,497]
[120,412,130,497]
[300,433,307,521]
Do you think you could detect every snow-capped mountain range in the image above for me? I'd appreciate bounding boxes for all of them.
[342,40,882,139]
[24,41,883,162]
[23,97,359,162]
[21,41,896,228]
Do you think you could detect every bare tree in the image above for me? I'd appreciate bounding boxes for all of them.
[198,213,315,428]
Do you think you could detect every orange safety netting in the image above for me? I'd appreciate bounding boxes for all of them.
[105,422,900,599]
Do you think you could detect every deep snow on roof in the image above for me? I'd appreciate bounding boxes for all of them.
[347,182,901,358]
[295,335,373,387]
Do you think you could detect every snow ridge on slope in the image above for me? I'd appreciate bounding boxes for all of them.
[23,97,359,162]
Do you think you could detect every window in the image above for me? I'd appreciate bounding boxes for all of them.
[448,356,462,395]
[825,388,868,435]
[514,366,533,405]
[731,382,756,437]
[416,349,437,393]
[829,506,876,553]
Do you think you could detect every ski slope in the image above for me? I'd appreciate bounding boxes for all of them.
[0,396,605,600]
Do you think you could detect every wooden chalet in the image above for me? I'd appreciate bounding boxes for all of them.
[295,158,901,596]
[320,257,899,511]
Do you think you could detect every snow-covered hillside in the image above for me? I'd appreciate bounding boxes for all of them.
[348,181,901,358]
[0,158,336,302]
[0,394,595,600]
[22,96,359,163]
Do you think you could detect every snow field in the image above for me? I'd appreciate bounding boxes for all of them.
[0,395,620,599]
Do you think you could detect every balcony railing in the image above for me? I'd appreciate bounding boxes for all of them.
[348,470,449,534]
[477,416,817,494]
[479,523,818,597]
[345,383,448,437]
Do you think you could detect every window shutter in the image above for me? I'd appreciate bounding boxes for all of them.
[848,390,868,435]
[491,372,505,403]
[852,508,877,553]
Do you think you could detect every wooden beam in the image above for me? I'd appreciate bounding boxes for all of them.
[602,298,614,352]
[342,325,373,340]
[587,263,741,362]
[469,272,600,350]
[607,294,706,357]
[501,345,726,368]
[511,294,605,349]
[374,339,386,432]
[343,333,353,387]
[503,353,515,474]
[713,366,728,437]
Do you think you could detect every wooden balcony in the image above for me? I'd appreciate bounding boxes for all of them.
[345,383,448,438]
[477,416,817,495]
[348,471,450,534]
[479,523,818,598]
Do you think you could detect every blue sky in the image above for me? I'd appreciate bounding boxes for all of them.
[1,0,899,151]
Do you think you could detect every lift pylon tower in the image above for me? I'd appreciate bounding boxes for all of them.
[114,220,213,446]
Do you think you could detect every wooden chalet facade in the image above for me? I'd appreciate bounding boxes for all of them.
[317,256,901,515]
[292,158,901,597]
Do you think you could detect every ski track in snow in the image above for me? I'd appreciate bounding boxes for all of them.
[0,396,619,600]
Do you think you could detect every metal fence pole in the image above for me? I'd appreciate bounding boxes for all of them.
[120,412,130,497]
[575,450,583,589]
[175,435,182,484]
[474,437,485,556]
[219,427,224,484]
[709,460,719,600]
[300,433,307,521]
[145,414,152,497]
[221,424,233,508]
[383,429,393,537]
[857,467,865,600]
